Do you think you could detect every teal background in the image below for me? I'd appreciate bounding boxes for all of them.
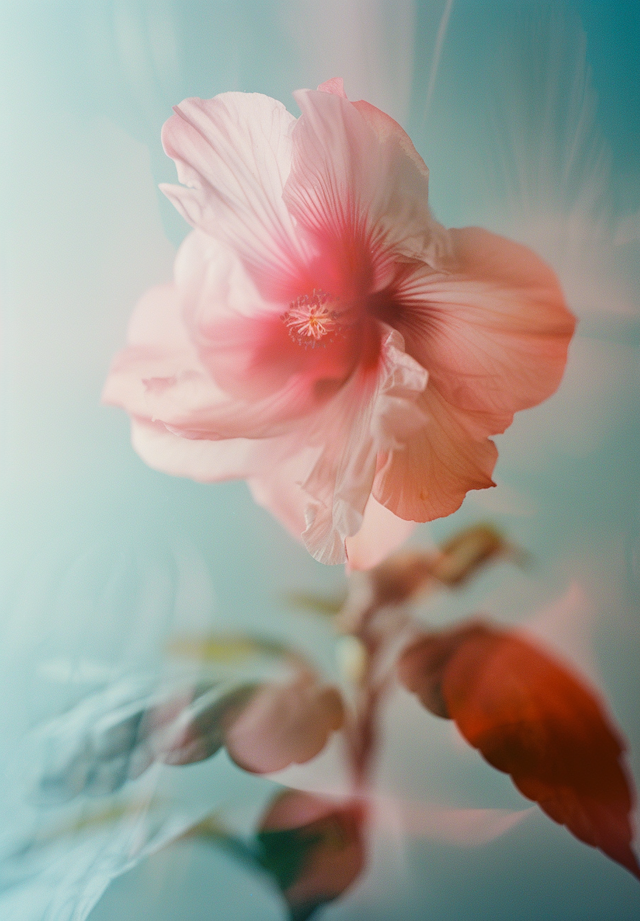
[1,1,639,919]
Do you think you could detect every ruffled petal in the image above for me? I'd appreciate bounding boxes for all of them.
[392,227,576,437]
[106,350,317,442]
[319,79,428,189]
[130,418,296,483]
[103,261,365,442]
[371,228,574,522]
[177,230,364,422]
[248,447,318,543]
[102,282,229,426]
[284,85,447,297]
[250,329,427,564]
[160,92,311,300]
[373,386,499,522]
[344,496,416,571]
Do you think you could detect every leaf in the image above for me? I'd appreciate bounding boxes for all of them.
[367,550,438,607]
[284,592,346,618]
[349,524,509,616]
[151,682,259,765]
[224,673,345,774]
[398,620,640,879]
[257,790,366,920]
[430,524,509,586]
[32,670,341,803]
[187,814,261,868]
[167,633,295,663]
[34,682,210,804]
[33,680,259,801]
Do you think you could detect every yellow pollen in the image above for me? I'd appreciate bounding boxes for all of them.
[282,290,339,347]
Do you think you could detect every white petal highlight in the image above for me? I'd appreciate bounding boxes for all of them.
[161,93,309,299]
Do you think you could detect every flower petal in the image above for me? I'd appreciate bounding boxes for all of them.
[284,87,446,296]
[394,227,576,436]
[250,329,427,564]
[130,418,296,483]
[373,228,574,521]
[318,77,431,191]
[102,282,229,428]
[160,92,310,300]
[103,275,353,443]
[345,496,416,572]
[373,385,499,521]
[104,319,304,442]
[177,230,364,425]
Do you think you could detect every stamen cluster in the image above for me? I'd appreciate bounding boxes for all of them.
[282,289,339,347]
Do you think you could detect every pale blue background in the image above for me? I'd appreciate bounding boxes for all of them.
[1,2,639,919]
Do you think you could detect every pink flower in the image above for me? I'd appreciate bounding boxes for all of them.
[103,78,574,566]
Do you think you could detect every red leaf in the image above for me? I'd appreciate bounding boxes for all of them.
[398,620,640,879]
[258,790,366,920]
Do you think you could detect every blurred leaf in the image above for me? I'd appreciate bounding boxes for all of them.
[367,551,437,607]
[346,524,510,622]
[257,790,366,921]
[187,814,260,869]
[225,674,345,774]
[153,683,259,766]
[398,620,640,880]
[33,682,199,804]
[188,813,232,843]
[284,592,346,618]
[34,670,343,800]
[167,633,295,663]
[33,679,256,801]
[32,801,142,846]
[431,524,509,586]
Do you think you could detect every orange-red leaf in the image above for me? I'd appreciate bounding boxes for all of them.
[398,620,640,879]
[257,790,366,920]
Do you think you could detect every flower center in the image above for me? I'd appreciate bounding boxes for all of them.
[281,290,341,348]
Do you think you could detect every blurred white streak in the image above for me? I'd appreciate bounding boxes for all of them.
[0,541,249,921]
[423,0,453,119]
[375,796,533,846]
[37,660,117,686]
[488,15,606,221]
[485,13,640,330]
[284,0,417,123]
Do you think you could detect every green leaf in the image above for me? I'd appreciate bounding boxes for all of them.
[257,790,366,920]
[167,633,295,663]
[432,524,510,585]
[284,592,346,618]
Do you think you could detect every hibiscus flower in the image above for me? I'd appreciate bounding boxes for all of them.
[103,78,574,566]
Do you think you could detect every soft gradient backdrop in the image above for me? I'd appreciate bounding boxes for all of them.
[1,2,639,919]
